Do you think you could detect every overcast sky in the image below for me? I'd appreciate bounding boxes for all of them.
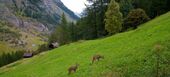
[61,0,88,14]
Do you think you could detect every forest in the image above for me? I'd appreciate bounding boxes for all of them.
[49,0,170,45]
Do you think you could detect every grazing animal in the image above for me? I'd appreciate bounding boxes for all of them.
[68,64,79,75]
[92,54,104,64]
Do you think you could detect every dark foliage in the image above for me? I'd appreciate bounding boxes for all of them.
[36,44,49,53]
[74,0,110,40]
[0,51,24,67]
[124,8,150,30]
[48,0,170,46]
[132,0,170,18]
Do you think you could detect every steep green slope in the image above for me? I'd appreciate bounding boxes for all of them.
[0,12,170,77]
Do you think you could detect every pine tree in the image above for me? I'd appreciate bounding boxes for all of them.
[68,22,77,42]
[105,0,123,35]
[49,13,70,45]
[75,0,110,40]
[119,0,133,17]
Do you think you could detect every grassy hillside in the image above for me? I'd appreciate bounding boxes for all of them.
[0,12,170,77]
[0,20,46,55]
[0,42,15,55]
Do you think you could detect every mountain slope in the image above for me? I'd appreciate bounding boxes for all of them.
[0,0,79,51]
[0,12,170,77]
[0,0,79,31]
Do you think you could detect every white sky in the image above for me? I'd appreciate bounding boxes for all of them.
[61,0,88,14]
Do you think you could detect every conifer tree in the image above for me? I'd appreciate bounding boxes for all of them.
[49,13,70,45]
[105,0,123,34]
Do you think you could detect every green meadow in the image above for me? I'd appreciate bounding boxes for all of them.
[0,12,170,77]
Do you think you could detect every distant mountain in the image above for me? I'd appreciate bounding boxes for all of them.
[0,0,79,50]
[0,0,79,29]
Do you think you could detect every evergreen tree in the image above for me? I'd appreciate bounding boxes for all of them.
[119,0,133,17]
[49,13,70,45]
[105,0,123,35]
[68,22,77,42]
[75,0,110,40]
[132,0,170,18]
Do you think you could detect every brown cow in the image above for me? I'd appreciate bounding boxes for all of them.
[68,64,79,75]
[92,54,104,64]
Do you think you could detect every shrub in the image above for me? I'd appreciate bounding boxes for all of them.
[36,44,49,53]
[124,8,150,30]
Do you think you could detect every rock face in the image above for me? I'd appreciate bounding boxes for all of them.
[0,0,79,30]
[0,0,79,50]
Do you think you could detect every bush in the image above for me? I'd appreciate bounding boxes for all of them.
[124,8,150,30]
[36,44,49,54]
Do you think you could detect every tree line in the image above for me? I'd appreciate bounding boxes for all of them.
[49,0,170,45]
[0,51,24,67]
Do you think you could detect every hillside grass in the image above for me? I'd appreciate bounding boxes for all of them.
[20,31,46,51]
[0,12,170,77]
[0,27,45,55]
[0,42,15,55]
[0,19,46,54]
